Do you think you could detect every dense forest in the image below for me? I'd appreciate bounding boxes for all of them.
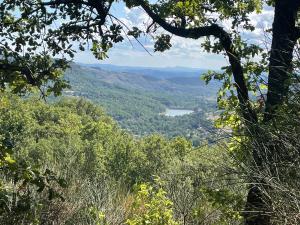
[62,63,219,143]
[0,94,243,224]
[0,0,300,225]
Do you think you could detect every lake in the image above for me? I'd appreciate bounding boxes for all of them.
[164,108,194,117]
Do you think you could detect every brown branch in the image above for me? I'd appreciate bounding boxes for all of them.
[138,0,257,123]
[146,21,155,33]
[139,1,221,39]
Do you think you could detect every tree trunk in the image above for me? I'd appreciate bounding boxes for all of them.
[265,0,299,120]
[244,186,271,225]
[245,1,300,225]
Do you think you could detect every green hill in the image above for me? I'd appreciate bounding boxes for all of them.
[62,63,219,143]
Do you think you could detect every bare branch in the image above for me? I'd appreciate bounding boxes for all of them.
[109,14,152,56]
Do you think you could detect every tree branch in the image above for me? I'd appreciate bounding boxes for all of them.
[138,0,257,123]
[87,0,109,25]
[0,63,36,85]
[139,1,218,39]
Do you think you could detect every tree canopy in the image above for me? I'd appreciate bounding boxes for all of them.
[1,0,299,120]
[1,1,300,224]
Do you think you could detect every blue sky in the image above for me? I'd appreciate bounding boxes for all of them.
[74,41,228,69]
[74,3,274,69]
[74,2,228,69]
[1,0,273,70]
[0,0,274,69]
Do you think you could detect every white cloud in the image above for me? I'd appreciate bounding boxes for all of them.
[247,7,274,40]
[75,4,274,69]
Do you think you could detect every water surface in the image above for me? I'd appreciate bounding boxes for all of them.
[164,108,194,117]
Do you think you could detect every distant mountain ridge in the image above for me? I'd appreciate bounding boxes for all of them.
[62,63,219,139]
[68,63,218,96]
[78,63,209,79]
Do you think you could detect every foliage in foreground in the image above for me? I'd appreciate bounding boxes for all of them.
[0,94,243,224]
[126,182,179,225]
[1,0,300,223]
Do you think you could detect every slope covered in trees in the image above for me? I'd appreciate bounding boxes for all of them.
[0,94,243,224]
[1,0,300,224]
[62,63,218,142]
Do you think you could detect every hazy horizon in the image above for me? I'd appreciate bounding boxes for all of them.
[76,61,209,70]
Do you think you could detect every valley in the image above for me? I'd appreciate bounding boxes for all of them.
[62,63,220,144]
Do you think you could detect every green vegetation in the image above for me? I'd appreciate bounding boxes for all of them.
[0,94,243,224]
[62,64,218,142]
[125,182,179,225]
[1,0,300,224]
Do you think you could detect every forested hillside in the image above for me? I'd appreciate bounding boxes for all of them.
[1,0,300,225]
[0,95,242,224]
[63,64,219,143]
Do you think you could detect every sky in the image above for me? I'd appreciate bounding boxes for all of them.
[73,2,275,70]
